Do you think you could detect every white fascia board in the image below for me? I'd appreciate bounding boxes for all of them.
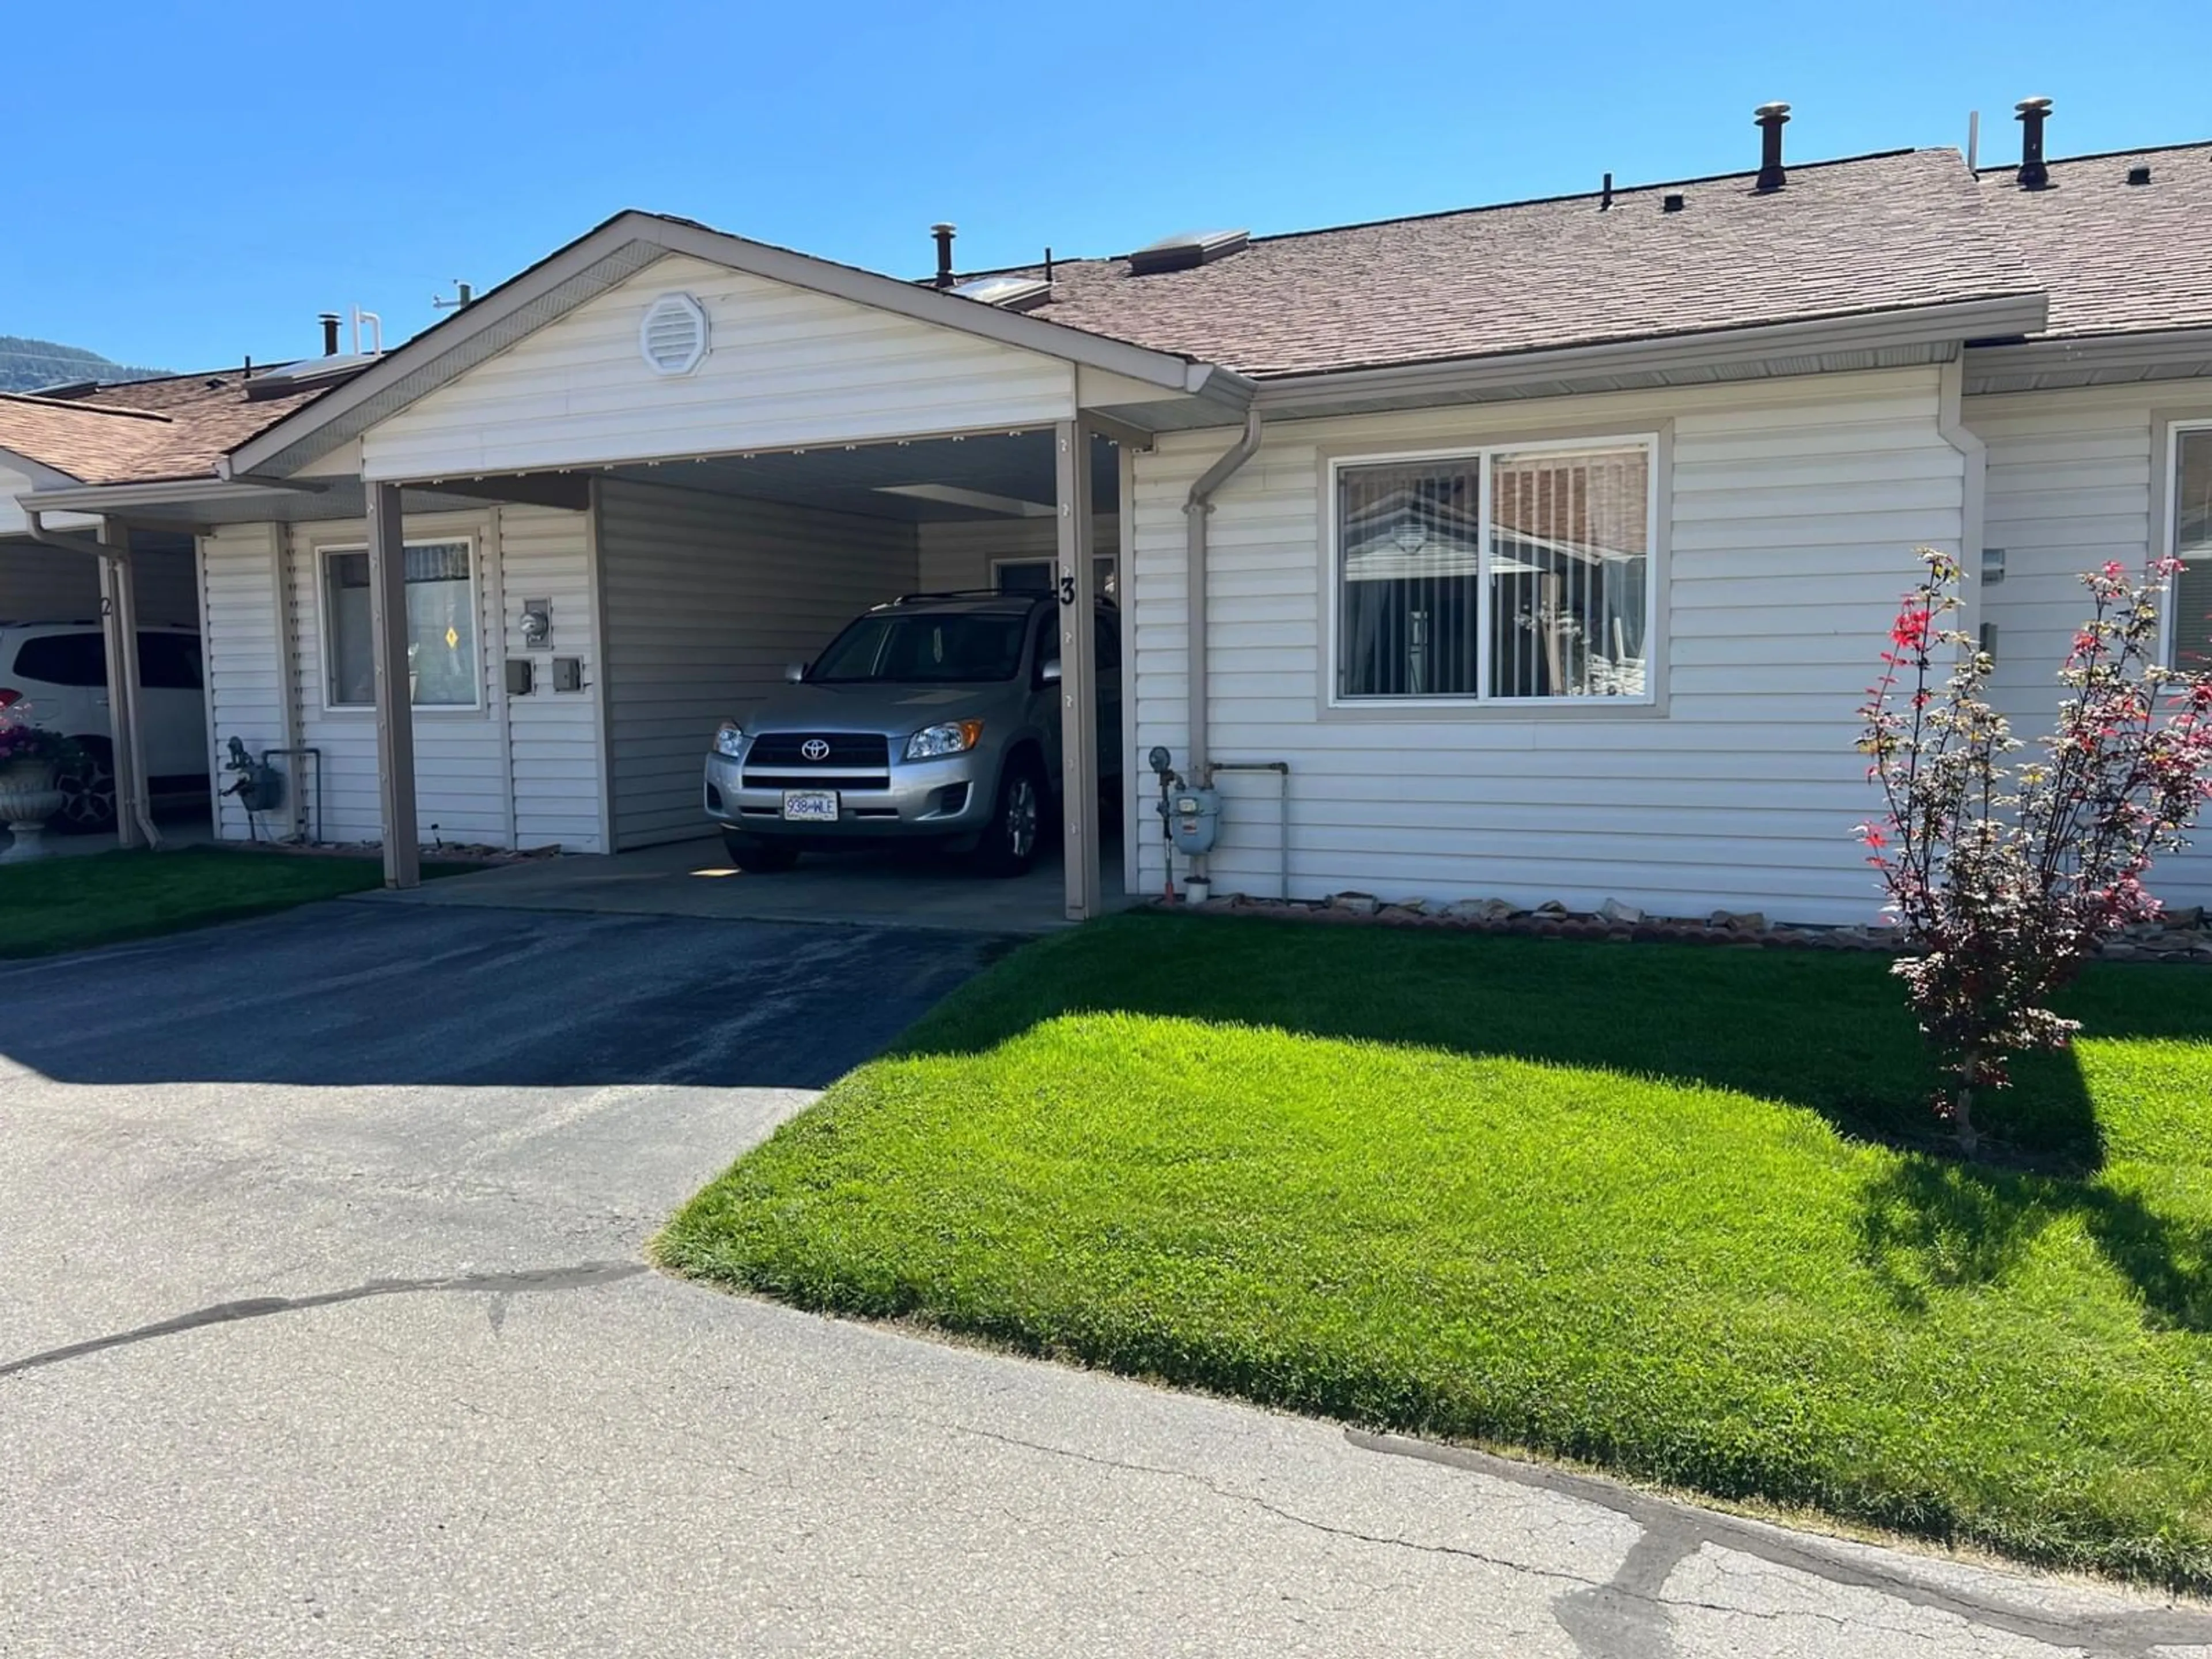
[1249,294,2051,418]
[21,476,325,517]
[227,210,1238,481]
[1963,327,2212,393]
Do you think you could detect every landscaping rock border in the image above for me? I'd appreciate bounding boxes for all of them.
[1156,891,2212,963]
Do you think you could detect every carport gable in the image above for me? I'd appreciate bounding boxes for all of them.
[224,211,1228,487]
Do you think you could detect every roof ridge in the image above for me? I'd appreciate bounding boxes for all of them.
[946,146,1939,281]
[0,393,173,424]
[1975,136,2212,176]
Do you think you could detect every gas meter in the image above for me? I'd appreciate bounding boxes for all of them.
[1161,785,1220,855]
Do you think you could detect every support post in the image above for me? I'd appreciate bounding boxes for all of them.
[366,481,420,888]
[1055,420,1102,922]
[97,517,156,849]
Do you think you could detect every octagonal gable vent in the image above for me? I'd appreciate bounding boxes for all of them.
[639,291,709,376]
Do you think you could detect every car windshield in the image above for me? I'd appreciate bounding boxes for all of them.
[809,611,1028,683]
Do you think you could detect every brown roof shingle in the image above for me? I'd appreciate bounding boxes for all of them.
[1975,142,2212,339]
[983,148,2041,378]
[54,371,329,483]
[0,394,176,482]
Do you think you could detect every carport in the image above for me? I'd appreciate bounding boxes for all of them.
[213,211,1252,923]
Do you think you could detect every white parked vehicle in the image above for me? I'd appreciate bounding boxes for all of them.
[0,622,209,832]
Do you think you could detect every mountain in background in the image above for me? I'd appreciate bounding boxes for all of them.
[0,336,171,394]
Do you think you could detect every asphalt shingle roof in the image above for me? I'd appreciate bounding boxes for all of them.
[982,149,2043,378]
[0,393,175,482]
[51,371,328,483]
[1975,142,2212,339]
[7,138,2212,498]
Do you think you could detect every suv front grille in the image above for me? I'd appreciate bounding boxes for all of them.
[745,733,889,767]
[743,732,891,792]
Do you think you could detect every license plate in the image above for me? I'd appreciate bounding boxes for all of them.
[781,790,839,823]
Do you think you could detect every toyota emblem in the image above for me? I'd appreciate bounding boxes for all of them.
[800,738,832,762]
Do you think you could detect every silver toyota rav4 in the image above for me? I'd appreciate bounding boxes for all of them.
[704,590,1121,875]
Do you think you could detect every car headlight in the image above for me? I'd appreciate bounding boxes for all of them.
[903,719,984,761]
[711,721,747,760]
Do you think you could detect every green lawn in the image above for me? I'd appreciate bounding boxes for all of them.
[0,845,465,958]
[657,912,2212,1589]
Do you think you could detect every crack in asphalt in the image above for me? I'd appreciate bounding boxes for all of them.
[0,1262,646,1380]
[1350,1430,2212,1658]
[945,1421,1604,1586]
[944,1419,2212,1657]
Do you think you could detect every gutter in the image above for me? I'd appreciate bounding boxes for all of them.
[24,475,324,515]
[1182,406,1265,799]
[24,509,161,849]
[1248,293,2051,418]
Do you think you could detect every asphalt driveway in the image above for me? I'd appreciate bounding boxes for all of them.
[2,903,2207,1657]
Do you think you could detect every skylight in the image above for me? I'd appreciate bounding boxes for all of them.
[949,274,1053,312]
[1127,228,1250,276]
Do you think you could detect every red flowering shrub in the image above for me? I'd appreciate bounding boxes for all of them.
[1858,550,2212,1153]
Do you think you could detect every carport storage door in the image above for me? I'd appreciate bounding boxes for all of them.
[597,479,918,849]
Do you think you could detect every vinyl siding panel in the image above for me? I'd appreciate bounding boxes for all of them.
[1971,378,2212,907]
[915,516,1120,594]
[1127,368,1965,923]
[275,504,601,851]
[200,522,287,841]
[597,479,916,849]
[0,541,197,626]
[362,253,1078,481]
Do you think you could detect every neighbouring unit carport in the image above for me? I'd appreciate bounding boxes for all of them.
[1,395,247,848]
[129,212,1251,922]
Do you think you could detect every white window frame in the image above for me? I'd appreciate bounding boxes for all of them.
[314,536,484,714]
[1324,430,1662,710]
[2162,418,2212,669]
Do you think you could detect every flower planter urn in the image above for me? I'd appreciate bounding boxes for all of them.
[0,758,65,862]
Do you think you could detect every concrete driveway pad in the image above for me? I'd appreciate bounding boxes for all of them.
[2,903,2207,1657]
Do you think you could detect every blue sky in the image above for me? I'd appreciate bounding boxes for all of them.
[7,0,2205,373]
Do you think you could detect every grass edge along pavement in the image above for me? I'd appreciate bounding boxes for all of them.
[0,844,471,959]
[657,910,2212,1592]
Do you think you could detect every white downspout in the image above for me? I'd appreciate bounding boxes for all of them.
[1937,356,1988,650]
[1181,407,1264,800]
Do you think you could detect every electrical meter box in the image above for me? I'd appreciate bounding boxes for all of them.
[1161,786,1221,855]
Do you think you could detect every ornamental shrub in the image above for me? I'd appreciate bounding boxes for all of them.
[1858,550,2212,1153]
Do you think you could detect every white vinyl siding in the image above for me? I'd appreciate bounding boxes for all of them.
[0,539,198,628]
[596,479,918,849]
[224,505,603,851]
[361,252,1078,482]
[915,516,1120,596]
[1971,381,2212,908]
[1128,368,1967,924]
[199,522,288,841]
[501,503,607,851]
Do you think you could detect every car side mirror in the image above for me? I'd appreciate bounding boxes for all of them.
[1039,658,1063,685]
[783,662,806,684]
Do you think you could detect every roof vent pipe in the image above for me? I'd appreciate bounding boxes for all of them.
[2016,97,2052,189]
[319,312,342,355]
[1753,101,1790,191]
[931,223,957,289]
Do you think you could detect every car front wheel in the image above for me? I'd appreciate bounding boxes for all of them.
[54,739,118,835]
[974,757,1044,877]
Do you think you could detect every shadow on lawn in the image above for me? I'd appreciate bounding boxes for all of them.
[901,912,2121,1169]
[909,913,2212,1331]
[1857,1157,2212,1331]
